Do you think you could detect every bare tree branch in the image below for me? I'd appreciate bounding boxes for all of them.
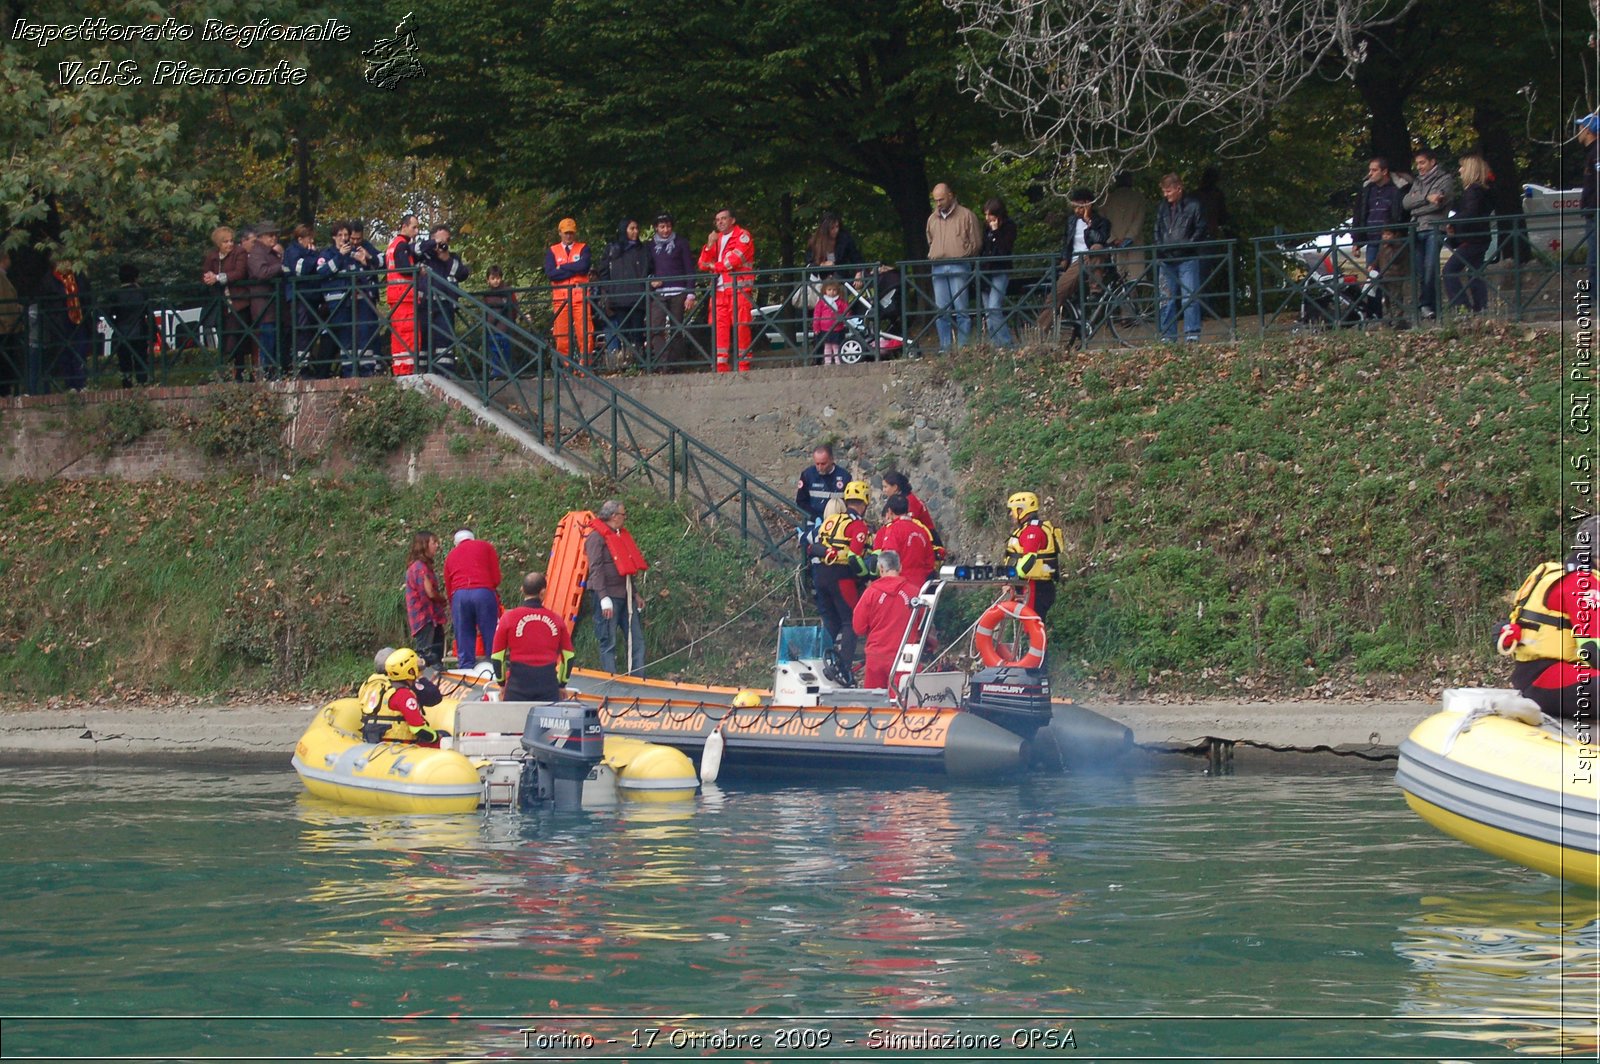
[945,0,1405,189]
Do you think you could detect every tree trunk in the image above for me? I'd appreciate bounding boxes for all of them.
[1472,103,1524,220]
[1354,63,1413,168]
[779,191,795,270]
[295,129,314,226]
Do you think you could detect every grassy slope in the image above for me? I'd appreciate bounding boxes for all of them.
[0,470,806,702]
[942,321,1566,698]
[0,323,1570,702]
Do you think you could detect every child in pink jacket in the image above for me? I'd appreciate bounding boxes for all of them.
[813,279,850,364]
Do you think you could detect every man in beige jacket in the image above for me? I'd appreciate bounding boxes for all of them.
[925,183,982,349]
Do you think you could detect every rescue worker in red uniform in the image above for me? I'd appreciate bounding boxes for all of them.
[1498,516,1600,721]
[385,213,421,375]
[881,471,946,563]
[1002,490,1063,625]
[360,648,448,746]
[545,218,595,364]
[492,571,576,703]
[873,494,937,593]
[852,549,916,690]
[697,207,756,372]
[811,481,873,684]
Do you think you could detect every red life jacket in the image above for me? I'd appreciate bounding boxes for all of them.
[591,519,649,577]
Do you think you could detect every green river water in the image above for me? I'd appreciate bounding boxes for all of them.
[0,763,1595,1062]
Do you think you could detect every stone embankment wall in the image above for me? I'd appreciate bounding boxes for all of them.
[611,362,985,551]
[0,378,547,483]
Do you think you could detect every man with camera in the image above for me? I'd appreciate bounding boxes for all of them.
[416,225,470,372]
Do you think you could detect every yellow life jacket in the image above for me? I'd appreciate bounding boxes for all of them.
[356,673,413,740]
[1005,518,1064,581]
[819,511,866,567]
[1505,561,1591,663]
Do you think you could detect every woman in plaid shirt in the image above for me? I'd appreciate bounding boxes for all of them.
[404,531,448,668]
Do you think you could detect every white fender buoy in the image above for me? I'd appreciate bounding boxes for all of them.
[700,726,725,785]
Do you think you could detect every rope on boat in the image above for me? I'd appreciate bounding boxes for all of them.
[640,564,802,674]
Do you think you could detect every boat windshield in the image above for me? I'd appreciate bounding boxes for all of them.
[777,625,830,664]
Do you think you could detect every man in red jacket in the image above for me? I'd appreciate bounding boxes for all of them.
[443,528,502,670]
[492,571,575,702]
[385,213,421,375]
[698,207,756,372]
[852,550,916,690]
[873,495,936,593]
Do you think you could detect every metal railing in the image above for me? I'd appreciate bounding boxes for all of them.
[415,277,806,566]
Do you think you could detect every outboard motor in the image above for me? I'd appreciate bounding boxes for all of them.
[964,666,1053,741]
[520,701,605,811]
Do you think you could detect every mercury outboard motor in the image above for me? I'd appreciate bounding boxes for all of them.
[520,701,604,811]
[964,666,1053,741]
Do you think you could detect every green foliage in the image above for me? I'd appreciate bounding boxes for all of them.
[93,395,163,453]
[334,380,448,464]
[950,322,1562,695]
[0,472,803,699]
[187,387,290,470]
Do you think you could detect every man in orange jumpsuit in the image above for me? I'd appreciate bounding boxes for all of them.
[545,218,595,365]
[385,213,421,375]
[697,207,755,372]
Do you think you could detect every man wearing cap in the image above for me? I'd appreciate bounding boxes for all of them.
[545,218,594,364]
[698,207,756,372]
[1580,115,1600,292]
[245,220,285,378]
[647,213,698,366]
[443,528,503,671]
[385,213,421,375]
[1040,189,1112,331]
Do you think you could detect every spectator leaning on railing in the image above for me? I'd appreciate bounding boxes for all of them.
[200,225,250,381]
[1443,153,1493,314]
[245,220,285,379]
[646,212,697,366]
[104,263,151,388]
[925,182,983,350]
[1153,173,1207,343]
[1402,147,1456,320]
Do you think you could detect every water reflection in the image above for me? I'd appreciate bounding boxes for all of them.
[1396,888,1600,1056]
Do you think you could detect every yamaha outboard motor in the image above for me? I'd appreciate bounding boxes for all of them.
[520,701,604,811]
[964,666,1053,741]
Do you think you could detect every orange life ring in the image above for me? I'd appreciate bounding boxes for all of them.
[973,600,1047,669]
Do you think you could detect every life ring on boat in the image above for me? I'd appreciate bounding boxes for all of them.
[973,600,1047,669]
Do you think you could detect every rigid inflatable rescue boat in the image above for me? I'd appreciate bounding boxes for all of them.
[292,696,698,813]
[1396,688,1599,887]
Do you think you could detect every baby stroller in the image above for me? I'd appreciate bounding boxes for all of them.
[793,268,913,364]
[1296,243,1385,329]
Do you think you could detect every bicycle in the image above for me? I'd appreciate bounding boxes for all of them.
[1054,241,1159,348]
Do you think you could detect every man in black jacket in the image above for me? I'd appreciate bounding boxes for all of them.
[417,225,469,370]
[1039,189,1112,330]
[1153,173,1207,342]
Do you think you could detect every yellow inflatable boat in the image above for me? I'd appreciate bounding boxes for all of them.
[292,696,699,814]
[1396,689,1599,888]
